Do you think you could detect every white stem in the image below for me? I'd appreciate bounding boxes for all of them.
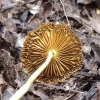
[9,51,54,100]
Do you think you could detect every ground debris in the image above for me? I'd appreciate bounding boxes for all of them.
[0,0,100,100]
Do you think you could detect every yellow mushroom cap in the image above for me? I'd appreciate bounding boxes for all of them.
[20,22,83,84]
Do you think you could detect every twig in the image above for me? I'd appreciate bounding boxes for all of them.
[59,0,70,26]
[65,82,89,100]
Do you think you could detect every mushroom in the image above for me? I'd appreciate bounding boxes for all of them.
[10,22,83,100]
[21,22,83,84]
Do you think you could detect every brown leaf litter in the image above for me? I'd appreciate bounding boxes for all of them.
[0,0,100,100]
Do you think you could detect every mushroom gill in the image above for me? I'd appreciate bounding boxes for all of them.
[21,22,83,84]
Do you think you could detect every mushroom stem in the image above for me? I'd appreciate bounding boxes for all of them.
[9,50,54,100]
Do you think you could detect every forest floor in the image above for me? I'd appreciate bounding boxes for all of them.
[0,0,100,100]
